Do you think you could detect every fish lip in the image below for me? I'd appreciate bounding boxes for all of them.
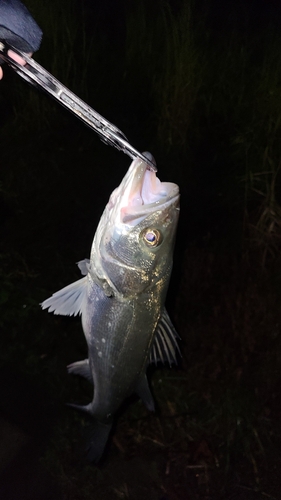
[117,159,179,225]
[125,158,179,210]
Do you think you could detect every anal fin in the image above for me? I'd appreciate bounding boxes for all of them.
[67,359,92,383]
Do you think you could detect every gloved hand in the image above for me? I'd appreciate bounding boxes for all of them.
[0,0,42,79]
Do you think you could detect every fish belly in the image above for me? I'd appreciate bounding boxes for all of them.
[82,274,159,419]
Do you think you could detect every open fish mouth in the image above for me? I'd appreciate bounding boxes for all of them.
[110,154,179,226]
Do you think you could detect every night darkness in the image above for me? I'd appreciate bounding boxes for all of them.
[1,0,281,499]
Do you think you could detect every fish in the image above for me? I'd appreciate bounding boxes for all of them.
[41,153,180,462]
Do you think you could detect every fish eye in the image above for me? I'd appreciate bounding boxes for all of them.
[142,228,162,247]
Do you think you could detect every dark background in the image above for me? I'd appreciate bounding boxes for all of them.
[0,0,281,498]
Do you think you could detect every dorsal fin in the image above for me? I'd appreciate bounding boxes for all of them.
[41,276,87,316]
[150,308,180,366]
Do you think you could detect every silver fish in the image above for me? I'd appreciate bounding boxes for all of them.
[41,154,180,461]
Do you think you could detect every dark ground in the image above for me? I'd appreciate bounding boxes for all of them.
[0,251,281,500]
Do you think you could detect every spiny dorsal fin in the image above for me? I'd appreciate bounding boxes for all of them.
[41,275,87,316]
[150,308,181,366]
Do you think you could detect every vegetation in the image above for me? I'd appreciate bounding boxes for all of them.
[0,0,281,498]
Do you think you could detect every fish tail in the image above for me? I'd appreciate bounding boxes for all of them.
[85,420,113,463]
[67,402,112,462]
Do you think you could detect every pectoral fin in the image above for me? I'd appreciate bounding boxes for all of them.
[150,308,181,366]
[41,276,87,316]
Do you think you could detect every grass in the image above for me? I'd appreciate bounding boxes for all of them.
[1,0,281,498]
[124,1,281,264]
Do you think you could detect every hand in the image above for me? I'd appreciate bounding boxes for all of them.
[0,49,31,79]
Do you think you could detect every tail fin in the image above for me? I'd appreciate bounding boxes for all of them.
[67,402,112,462]
[85,420,113,463]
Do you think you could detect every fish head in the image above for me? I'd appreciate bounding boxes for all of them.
[91,154,180,296]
